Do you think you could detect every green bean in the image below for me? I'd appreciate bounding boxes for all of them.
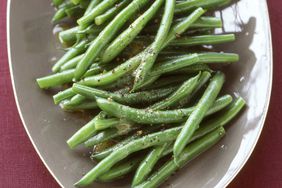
[169,34,235,46]
[151,52,238,77]
[72,83,177,105]
[37,63,107,89]
[145,16,222,34]
[198,52,240,63]
[97,156,143,182]
[174,72,225,158]
[52,39,88,73]
[59,26,79,45]
[84,0,102,16]
[85,124,139,147]
[150,54,199,77]
[95,0,132,25]
[142,75,189,90]
[150,73,200,110]
[36,69,74,89]
[135,127,225,188]
[68,94,87,106]
[78,0,120,28]
[79,55,142,86]
[60,54,84,71]
[74,0,150,80]
[133,0,175,90]
[188,16,222,28]
[101,0,165,64]
[168,64,212,75]
[60,100,98,111]
[175,0,231,14]
[96,95,232,124]
[91,135,140,161]
[94,118,122,131]
[52,7,67,22]
[53,88,76,105]
[67,112,106,149]
[132,143,168,186]
[177,71,211,107]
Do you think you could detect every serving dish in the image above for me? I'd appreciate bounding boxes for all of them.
[7,0,272,187]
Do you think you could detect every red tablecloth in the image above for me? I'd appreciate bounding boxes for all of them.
[1,1,282,187]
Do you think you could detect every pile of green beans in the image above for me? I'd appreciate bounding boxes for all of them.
[38,0,245,187]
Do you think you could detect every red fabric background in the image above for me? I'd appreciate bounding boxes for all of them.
[0,1,281,187]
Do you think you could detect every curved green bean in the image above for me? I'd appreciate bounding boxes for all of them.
[132,143,168,186]
[174,72,225,158]
[53,88,76,105]
[133,0,175,90]
[72,83,177,105]
[96,95,233,124]
[150,73,200,110]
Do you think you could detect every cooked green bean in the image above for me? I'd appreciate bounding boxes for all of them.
[132,143,168,186]
[52,39,88,73]
[150,73,200,110]
[94,118,121,131]
[174,72,225,158]
[96,95,232,124]
[177,71,211,107]
[37,69,74,89]
[175,0,231,14]
[169,34,235,46]
[78,0,120,28]
[101,0,164,63]
[60,100,98,111]
[85,124,139,147]
[37,63,108,89]
[74,0,150,80]
[91,135,139,161]
[95,0,132,25]
[67,112,106,149]
[135,127,225,188]
[60,54,84,71]
[84,0,102,16]
[133,0,175,90]
[53,88,76,105]
[72,83,177,105]
[97,156,143,182]
[59,26,79,45]
[150,52,238,77]
[145,16,223,34]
